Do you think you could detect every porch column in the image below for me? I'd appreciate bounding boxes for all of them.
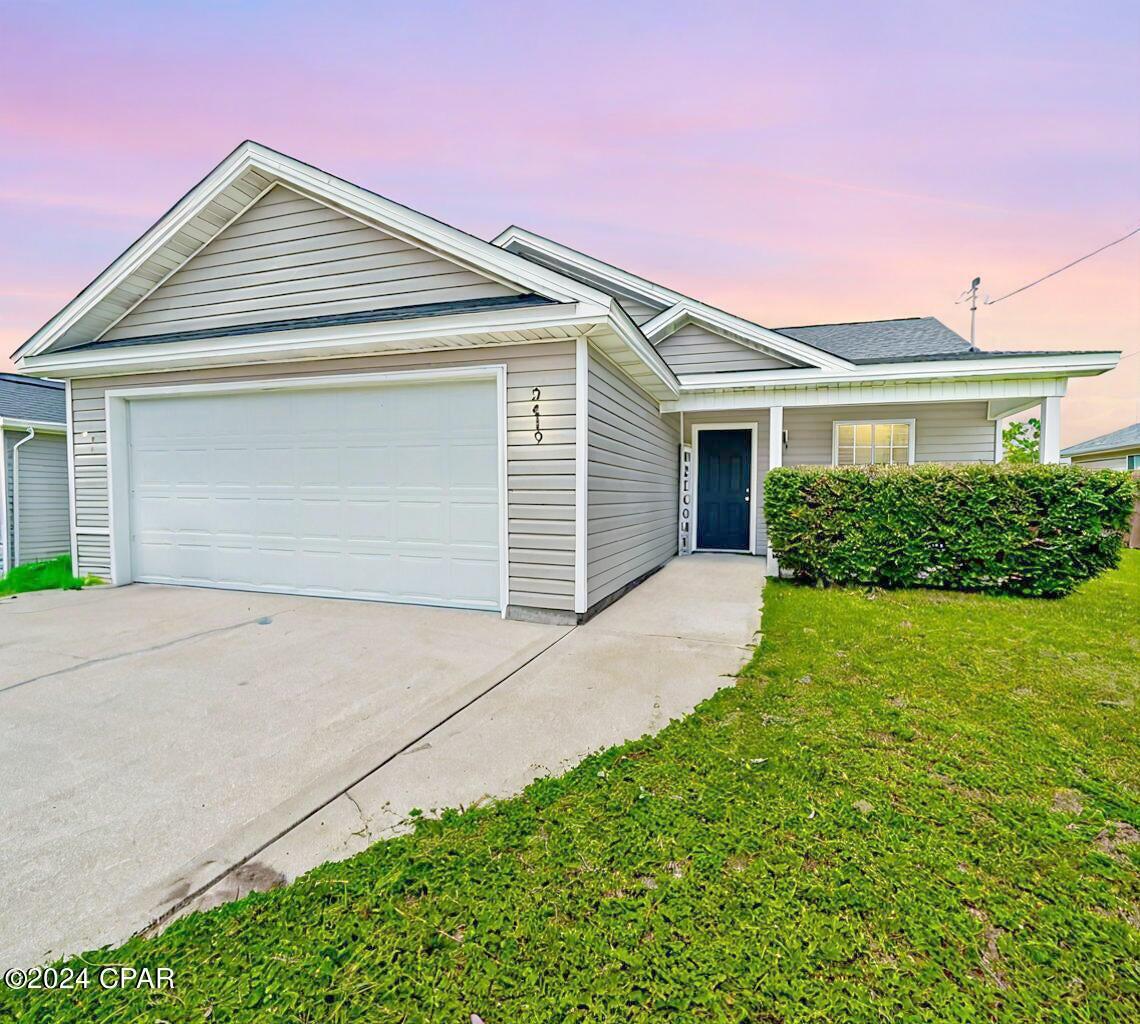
[1039,396,1061,464]
[766,406,783,576]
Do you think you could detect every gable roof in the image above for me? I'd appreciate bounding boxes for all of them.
[1062,421,1140,457]
[774,317,973,363]
[0,374,65,424]
[494,227,853,372]
[16,142,619,361]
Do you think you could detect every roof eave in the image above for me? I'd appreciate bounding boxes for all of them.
[675,350,1122,391]
[16,301,598,379]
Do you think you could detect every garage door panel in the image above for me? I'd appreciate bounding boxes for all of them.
[127,379,501,608]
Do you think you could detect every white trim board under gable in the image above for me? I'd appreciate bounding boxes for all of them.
[17,142,618,361]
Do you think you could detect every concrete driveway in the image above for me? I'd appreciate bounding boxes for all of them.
[0,555,763,966]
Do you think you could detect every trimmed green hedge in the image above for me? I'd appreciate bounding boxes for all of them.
[765,463,1135,597]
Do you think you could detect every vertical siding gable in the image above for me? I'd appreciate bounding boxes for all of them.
[101,185,520,342]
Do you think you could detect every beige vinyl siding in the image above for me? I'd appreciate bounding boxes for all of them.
[681,413,771,553]
[102,185,519,342]
[69,341,577,613]
[657,324,797,375]
[784,402,996,465]
[1070,453,1130,470]
[8,432,69,564]
[617,297,666,325]
[587,347,679,607]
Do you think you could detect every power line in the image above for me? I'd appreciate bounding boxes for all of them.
[984,224,1140,306]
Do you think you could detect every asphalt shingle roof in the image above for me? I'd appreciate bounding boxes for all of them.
[773,317,975,363]
[0,374,65,424]
[1061,422,1140,457]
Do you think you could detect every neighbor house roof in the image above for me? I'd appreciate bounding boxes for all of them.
[0,374,65,424]
[1061,422,1140,457]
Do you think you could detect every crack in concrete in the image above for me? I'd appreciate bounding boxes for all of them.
[343,791,374,838]
[144,624,577,936]
[0,612,295,697]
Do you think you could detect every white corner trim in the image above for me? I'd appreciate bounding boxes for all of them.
[831,417,917,466]
[495,365,510,617]
[994,419,1004,463]
[65,380,79,572]
[691,423,758,556]
[766,406,783,576]
[574,336,589,613]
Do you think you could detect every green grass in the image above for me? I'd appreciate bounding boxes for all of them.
[4,555,1138,1023]
[0,554,99,596]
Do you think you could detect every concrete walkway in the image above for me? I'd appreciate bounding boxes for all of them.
[1,554,763,963]
[173,553,764,920]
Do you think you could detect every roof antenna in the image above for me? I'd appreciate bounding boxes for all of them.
[955,276,982,347]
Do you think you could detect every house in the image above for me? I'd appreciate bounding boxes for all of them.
[12,142,1122,622]
[0,374,69,574]
[1061,422,1140,471]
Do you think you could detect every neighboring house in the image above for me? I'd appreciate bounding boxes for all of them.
[12,142,1122,622]
[0,374,69,574]
[1061,422,1140,471]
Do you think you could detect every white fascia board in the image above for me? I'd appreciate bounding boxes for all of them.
[17,302,594,379]
[241,146,614,309]
[676,351,1121,391]
[18,143,617,361]
[0,417,66,434]
[643,302,854,372]
[493,227,684,310]
[14,142,255,361]
[604,301,680,398]
[662,377,1071,414]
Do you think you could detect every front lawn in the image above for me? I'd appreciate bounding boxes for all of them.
[5,554,1138,1022]
[0,554,99,596]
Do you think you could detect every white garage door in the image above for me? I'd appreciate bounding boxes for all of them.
[127,378,502,609]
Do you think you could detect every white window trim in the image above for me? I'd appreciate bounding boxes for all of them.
[691,423,758,555]
[831,418,917,466]
[104,364,510,616]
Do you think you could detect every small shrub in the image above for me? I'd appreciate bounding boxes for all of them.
[765,463,1135,597]
[0,553,101,596]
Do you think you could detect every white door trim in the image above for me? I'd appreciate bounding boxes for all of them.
[691,423,758,555]
[104,364,510,613]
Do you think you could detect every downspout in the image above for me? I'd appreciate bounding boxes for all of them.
[12,427,35,567]
[0,426,8,574]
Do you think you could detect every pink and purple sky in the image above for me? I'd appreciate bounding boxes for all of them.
[2,1,1137,444]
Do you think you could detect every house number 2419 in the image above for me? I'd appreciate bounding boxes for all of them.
[532,387,543,443]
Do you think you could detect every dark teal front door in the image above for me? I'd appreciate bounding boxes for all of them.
[696,429,751,550]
